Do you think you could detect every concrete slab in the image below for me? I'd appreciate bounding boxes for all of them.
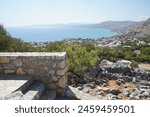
[67,86,100,100]
[0,75,32,98]
[0,52,66,57]
[23,83,45,100]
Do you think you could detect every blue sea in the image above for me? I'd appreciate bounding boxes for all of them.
[6,25,116,42]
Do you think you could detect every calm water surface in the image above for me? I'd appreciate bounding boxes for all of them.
[7,26,116,42]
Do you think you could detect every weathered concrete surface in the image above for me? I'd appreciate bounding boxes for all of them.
[23,83,45,100]
[66,86,99,100]
[0,75,32,98]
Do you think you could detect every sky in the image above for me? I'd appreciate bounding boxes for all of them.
[0,0,150,27]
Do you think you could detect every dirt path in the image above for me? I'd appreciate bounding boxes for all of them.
[138,64,150,71]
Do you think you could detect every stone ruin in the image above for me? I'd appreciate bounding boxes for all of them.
[0,52,67,96]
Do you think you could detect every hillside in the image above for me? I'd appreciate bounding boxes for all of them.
[127,18,150,37]
[98,18,150,46]
[93,21,139,32]
[0,25,33,52]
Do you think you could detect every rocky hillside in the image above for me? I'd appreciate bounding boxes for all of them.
[127,18,150,37]
[93,21,139,33]
[67,60,150,100]
[92,18,150,34]
[99,18,150,46]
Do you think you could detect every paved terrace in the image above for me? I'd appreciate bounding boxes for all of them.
[0,52,67,99]
[0,75,32,99]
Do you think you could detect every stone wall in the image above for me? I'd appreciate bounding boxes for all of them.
[0,52,67,96]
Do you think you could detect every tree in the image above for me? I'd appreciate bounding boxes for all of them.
[47,42,99,75]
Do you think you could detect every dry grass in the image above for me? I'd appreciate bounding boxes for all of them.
[138,64,150,71]
[92,80,137,99]
[106,80,137,90]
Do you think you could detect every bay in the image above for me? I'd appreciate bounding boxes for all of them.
[6,25,116,42]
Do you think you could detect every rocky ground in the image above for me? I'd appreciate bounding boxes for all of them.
[1,60,150,100]
[67,60,150,100]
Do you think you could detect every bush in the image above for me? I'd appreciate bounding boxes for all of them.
[0,25,34,52]
[48,42,99,75]
[131,61,138,68]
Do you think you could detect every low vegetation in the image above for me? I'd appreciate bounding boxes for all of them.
[0,25,150,75]
[47,42,99,75]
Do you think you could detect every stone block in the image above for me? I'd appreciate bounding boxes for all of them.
[48,69,55,75]
[0,56,10,64]
[3,64,14,70]
[49,61,57,69]
[4,70,15,74]
[13,59,22,67]
[27,69,35,75]
[23,83,45,100]
[23,91,39,100]
[43,67,49,72]
[56,67,67,76]
[50,56,55,60]
[57,59,66,69]
[55,53,66,60]
[51,76,58,82]
[16,68,25,75]
[9,57,17,60]
[58,75,67,88]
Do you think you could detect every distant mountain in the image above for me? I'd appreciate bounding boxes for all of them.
[98,18,150,46]
[127,18,150,37]
[95,21,137,31]
[92,21,143,33]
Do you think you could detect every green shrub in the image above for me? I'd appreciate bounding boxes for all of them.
[131,61,138,68]
[48,42,99,75]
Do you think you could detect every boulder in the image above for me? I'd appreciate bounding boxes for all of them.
[109,88,120,95]
[122,88,135,97]
[84,83,95,89]
[77,86,83,90]
[83,84,94,93]
[83,88,90,93]
[116,79,125,85]
[96,87,110,93]
[122,89,130,96]
[139,80,150,86]
[96,90,105,95]
[104,94,118,100]
[129,89,141,98]
[132,77,137,83]
[117,60,131,68]
[138,85,150,89]
[95,79,108,85]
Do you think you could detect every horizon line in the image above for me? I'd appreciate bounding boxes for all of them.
[4,18,149,28]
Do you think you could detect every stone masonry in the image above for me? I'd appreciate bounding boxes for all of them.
[0,52,67,96]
